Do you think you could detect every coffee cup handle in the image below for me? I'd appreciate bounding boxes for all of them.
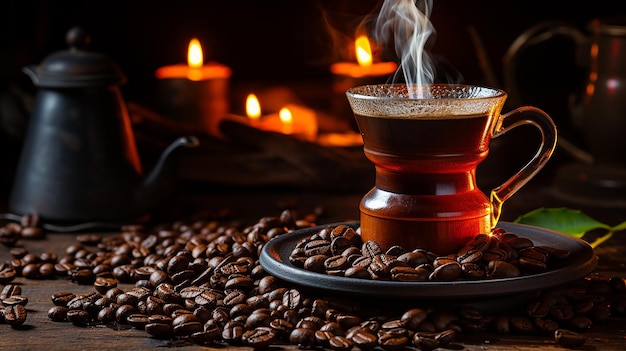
[489,106,557,227]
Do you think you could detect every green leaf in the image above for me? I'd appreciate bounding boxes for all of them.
[513,207,610,238]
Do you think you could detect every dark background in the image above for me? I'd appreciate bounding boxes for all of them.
[4,1,624,101]
[2,0,625,197]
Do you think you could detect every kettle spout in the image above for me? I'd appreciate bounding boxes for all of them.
[139,136,200,206]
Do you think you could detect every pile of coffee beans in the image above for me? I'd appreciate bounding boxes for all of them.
[0,284,28,327]
[289,224,571,281]
[2,210,626,349]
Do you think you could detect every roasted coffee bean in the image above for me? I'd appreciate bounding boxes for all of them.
[173,319,203,337]
[91,302,113,322]
[461,262,485,279]
[54,262,75,277]
[66,309,89,326]
[352,256,372,269]
[290,327,316,347]
[432,255,456,268]
[320,321,344,336]
[361,241,383,258]
[400,308,428,331]
[325,255,350,271]
[76,234,102,246]
[127,314,151,329]
[380,319,405,331]
[0,284,21,300]
[4,304,27,326]
[456,247,483,264]
[519,256,547,272]
[331,225,358,242]
[70,269,96,284]
[48,306,69,322]
[413,333,439,351]
[434,329,456,346]
[2,295,28,306]
[336,314,362,330]
[51,291,76,306]
[116,304,137,324]
[466,234,491,252]
[244,309,272,329]
[269,318,295,338]
[145,322,173,339]
[329,335,355,351]
[190,328,219,345]
[304,240,331,256]
[304,254,328,273]
[487,260,521,279]
[222,320,245,345]
[519,247,549,262]
[378,329,409,351]
[194,290,218,307]
[554,328,587,348]
[344,266,370,279]
[390,267,428,282]
[331,237,353,256]
[351,330,378,349]
[39,262,56,278]
[21,226,44,239]
[21,263,42,279]
[396,251,429,267]
[243,326,277,348]
[314,329,334,347]
[93,276,118,294]
[282,288,302,310]
[429,261,462,281]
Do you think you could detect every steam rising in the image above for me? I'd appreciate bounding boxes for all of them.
[374,0,435,97]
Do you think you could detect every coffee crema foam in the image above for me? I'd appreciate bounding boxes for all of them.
[346,84,506,119]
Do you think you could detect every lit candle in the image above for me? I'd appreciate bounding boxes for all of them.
[330,36,398,78]
[245,93,261,127]
[155,38,232,137]
[279,108,293,135]
[245,95,318,142]
[330,35,397,123]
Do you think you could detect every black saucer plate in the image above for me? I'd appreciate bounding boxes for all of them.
[259,221,598,300]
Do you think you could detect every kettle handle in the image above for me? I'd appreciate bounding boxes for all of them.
[503,21,588,108]
[22,65,40,85]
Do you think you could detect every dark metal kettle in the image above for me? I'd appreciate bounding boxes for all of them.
[9,26,199,223]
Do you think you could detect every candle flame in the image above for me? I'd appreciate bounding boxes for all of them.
[279,108,293,124]
[187,38,204,68]
[355,35,373,67]
[246,94,261,120]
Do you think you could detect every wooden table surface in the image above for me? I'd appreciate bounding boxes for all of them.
[1,186,626,351]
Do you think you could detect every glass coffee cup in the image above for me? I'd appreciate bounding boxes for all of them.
[347,84,557,254]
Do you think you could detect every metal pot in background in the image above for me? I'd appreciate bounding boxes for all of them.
[9,26,199,224]
[504,17,626,208]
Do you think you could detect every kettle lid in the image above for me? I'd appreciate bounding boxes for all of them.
[26,26,127,88]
